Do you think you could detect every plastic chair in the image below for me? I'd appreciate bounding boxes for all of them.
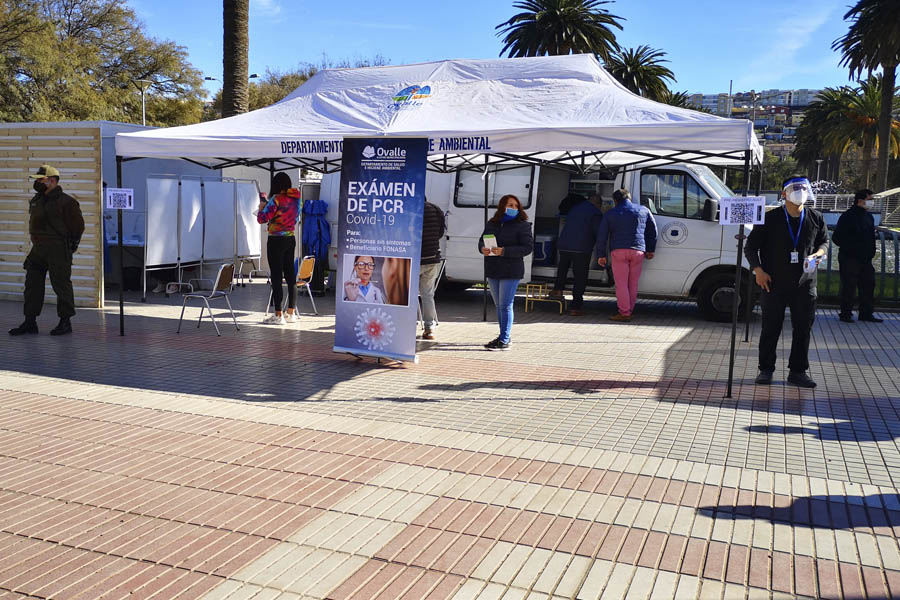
[266,255,318,316]
[177,263,240,336]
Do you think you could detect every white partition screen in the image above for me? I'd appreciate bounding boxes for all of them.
[146,177,179,266]
[236,181,262,257]
[203,180,236,260]
[180,179,204,264]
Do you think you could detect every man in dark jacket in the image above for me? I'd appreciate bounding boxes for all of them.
[744,176,828,388]
[9,165,85,336]
[550,194,603,316]
[419,199,446,339]
[833,189,882,323]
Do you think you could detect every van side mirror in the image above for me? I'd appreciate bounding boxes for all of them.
[702,198,719,222]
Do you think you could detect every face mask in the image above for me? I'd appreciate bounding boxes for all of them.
[787,188,808,206]
[33,181,47,194]
[864,200,873,209]
[504,207,519,218]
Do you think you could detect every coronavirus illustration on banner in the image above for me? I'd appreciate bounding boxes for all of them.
[333,137,427,362]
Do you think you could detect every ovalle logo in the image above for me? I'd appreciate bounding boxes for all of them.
[390,84,431,109]
[362,145,376,159]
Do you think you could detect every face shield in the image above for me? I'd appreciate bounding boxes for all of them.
[783,178,814,206]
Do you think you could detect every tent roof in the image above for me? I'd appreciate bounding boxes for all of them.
[116,54,761,171]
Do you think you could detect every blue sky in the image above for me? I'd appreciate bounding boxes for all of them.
[130,0,858,98]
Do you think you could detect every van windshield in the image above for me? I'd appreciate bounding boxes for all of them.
[691,165,734,199]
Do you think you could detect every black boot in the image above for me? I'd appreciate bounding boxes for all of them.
[9,319,38,336]
[50,318,72,336]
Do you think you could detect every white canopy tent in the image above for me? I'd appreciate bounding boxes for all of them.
[116,54,761,174]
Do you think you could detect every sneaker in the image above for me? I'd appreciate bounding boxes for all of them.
[9,320,38,336]
[262,313,286,325]
[609,313,632,322]
[422,329,435,340]
[151,282,166,293]
[787,371,817,388]
[50,318,72,336]
[839,314,854,323]
[755,370,773,385]
[859,314,884,323]
[286,312,300,323]
[485,338,510,351]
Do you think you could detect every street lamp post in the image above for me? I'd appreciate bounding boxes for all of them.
[815,159,824,181]
[131,79,152,125]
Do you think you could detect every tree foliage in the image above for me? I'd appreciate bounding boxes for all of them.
[833,0,900,190]
[0,0,205,125]
[793,79,900,188]
[605,45,675,101]
[495,0,623,62]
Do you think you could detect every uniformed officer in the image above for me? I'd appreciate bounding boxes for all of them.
[744,175,829,388]
[833,189,883,323]
[9,165,85,336]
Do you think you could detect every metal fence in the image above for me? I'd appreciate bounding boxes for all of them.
[821,226,900,304]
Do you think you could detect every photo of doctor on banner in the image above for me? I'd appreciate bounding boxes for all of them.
[342,255,411,306]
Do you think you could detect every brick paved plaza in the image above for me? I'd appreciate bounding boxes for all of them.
[1,284,899,599]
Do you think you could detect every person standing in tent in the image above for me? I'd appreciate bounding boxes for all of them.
[419,198,446,339]
[550,193,603,316]
[478,194,533,350]
[595,188,657,322]
[257,172,301,324]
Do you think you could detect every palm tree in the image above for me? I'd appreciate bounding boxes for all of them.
[222,0,249,117]
[496,0,623,62]
[794,80,900,186]
[604,45,675,101]
[833,0,900,190]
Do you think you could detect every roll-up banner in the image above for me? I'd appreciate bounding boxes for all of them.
[333,137,427,362]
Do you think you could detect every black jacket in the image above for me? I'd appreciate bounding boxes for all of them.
[420,201,446,265]
[744,205,828,294]
[478,219,533,280]
[29,185,85,244]
[832,204,876,261]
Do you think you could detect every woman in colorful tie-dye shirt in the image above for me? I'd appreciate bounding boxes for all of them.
[257,172,301,324]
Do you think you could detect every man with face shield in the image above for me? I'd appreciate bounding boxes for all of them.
[8,165,84,336]
[744,175,829,388]
[832,189,882,323]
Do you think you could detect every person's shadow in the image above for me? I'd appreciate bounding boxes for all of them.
[747,420,898,443]
[698,494,900,530]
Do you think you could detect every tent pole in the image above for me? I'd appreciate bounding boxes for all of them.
[745,160,763,341]
[726,150,751,398]
[483,156,489,322]
[116,156,125,336]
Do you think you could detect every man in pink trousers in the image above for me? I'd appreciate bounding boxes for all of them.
[595,189,658,321]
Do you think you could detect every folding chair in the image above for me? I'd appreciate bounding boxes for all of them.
[265,255,318,317]
[177,263,240,336]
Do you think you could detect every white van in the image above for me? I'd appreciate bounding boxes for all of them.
[318,163,752,322]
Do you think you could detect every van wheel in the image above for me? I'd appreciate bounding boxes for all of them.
[437,278,470,295]
[697,272,748,322]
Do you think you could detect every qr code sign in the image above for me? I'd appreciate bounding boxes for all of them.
[105,187,134,210]
[720,197,765,225]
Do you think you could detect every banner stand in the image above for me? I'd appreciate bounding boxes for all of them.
[332,137,428,363]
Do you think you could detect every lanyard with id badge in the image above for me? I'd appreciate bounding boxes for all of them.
[783,205,805,265]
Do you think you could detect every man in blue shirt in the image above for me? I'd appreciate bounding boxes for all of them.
[550,194,603,315]
[595,188,657,321]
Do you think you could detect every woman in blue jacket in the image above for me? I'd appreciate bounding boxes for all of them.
[478,194,533,350]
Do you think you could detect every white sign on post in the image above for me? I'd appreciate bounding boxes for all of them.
[106,187,134,210]
[719,196,766,225]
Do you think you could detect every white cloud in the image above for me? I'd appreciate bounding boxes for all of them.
[735,1,841,89]
[251,0,282,17]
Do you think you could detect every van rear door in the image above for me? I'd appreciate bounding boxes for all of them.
[445,166,536,283]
